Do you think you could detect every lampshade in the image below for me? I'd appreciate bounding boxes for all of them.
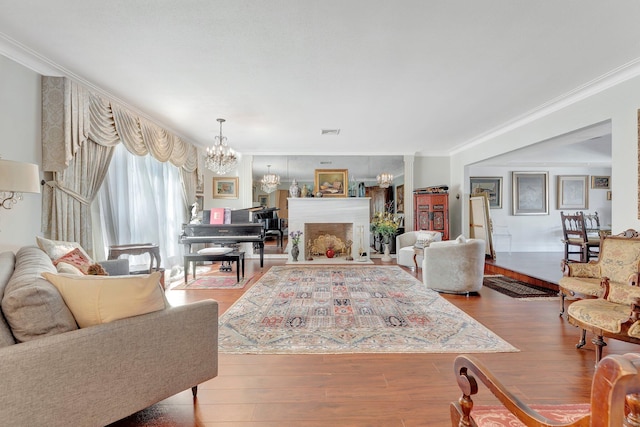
[0,159,41,193]
[0,159,40,209]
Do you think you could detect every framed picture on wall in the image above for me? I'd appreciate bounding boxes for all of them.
[470,177,503,209]
[557,175,588,209]
[314,169,348,197]
[591,175,610,189]
[212,177,239,199]
[258,195,268,207]
[396,184,405,213]
[512,171,549,215]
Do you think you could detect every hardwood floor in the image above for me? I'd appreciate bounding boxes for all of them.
[110,256,636,427]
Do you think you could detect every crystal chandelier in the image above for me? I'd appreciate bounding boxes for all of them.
[377,172,393,188]
[205,118,238,174]
[260,165,280,194]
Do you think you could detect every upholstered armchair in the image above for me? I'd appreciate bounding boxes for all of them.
[422,236,485,294]
[395,230,442,269]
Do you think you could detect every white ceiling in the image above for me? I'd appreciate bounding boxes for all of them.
[0,1,633,166]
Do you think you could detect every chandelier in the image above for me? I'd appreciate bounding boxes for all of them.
[377,172,393,188]
[260,165,280,194]
[205,118,238,174]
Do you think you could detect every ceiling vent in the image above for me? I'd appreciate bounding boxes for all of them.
[321,129,340,135]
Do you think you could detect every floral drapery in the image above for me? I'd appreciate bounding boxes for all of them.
[41,76,201,256]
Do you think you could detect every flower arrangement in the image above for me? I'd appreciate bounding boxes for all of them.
[289,230,303,245]
[370,211,401,241]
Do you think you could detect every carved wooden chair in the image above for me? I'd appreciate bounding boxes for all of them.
[451,352,640,426]
[560,211,599,263]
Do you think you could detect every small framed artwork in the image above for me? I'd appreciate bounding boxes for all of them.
[512,171,549,215]
[396,184,405,213]
[591,175,610,189]
[212,177,239,199]
[314,169,348,197]
[470,176,503,209]
[607,190,612,201]
[258,194,268,207]
[557,175,588,209]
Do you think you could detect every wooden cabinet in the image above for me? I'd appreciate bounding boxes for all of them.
[413,192,449,240]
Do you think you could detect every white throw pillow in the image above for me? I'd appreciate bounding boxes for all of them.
[41,272,165,328]
[36,236,92,262]
[455,235,467,244]
[197,247,233,255]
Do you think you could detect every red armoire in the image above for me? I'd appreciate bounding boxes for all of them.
[413,191,449,240]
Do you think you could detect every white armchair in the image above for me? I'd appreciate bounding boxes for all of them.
[395,230,442,269]
[422,236,485,294]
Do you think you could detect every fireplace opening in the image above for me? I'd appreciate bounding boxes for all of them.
[304,223,353,257]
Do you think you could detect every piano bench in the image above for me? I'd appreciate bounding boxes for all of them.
[183,251,245,283]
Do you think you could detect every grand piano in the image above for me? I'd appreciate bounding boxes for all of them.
[252,207,285,247]
[179,211,266,267]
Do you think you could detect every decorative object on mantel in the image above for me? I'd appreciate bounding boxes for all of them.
[377,172,393,188]
[370,211,401,262]
[260,165,280,194]
[0,158,41,209]
[315,191,323,198]
[205,118,238,175]
[289,230,302,262]
[300,184,309,198]
[289,179,300,197]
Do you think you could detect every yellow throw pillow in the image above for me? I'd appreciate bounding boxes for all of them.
[41,272,165,328]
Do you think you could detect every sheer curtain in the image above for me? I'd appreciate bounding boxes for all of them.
[96,144,186,272]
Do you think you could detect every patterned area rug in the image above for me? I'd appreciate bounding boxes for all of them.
[470,403,590,426]
[172,275,251,290]
[218,266,518,354]
[483,275,558,299]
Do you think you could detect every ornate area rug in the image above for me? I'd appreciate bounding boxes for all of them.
[172,275,251,290]
[483,275,558,299]
[218,266,518,354]
[469,404,590,426]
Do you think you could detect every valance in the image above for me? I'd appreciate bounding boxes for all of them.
[42,76,199,173]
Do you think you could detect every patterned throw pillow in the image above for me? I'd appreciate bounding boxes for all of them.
[53,248,92,275]
[36,236,92,262]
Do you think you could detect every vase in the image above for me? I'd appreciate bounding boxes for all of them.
[289,179,300,197]
[326,248,335,258]
[291,243,299,262]
[381,242,392,262]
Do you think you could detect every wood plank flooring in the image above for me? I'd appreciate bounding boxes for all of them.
[109,257,637,427]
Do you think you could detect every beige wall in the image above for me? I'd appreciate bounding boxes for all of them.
[0,55,43,252]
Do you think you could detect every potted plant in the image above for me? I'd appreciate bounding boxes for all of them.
[289,230,302,261]
[370,211,400,262]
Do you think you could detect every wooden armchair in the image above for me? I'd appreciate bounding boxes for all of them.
[450,352,640,426]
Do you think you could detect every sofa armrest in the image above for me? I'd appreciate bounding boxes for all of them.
[98,258,130,276]
[0,299,218,427]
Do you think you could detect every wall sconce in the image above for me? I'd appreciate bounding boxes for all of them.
[0,159,41,209]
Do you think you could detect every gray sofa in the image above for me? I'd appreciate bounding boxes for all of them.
[0,246,218,426]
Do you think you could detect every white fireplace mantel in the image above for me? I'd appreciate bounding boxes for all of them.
[288,197,371,262]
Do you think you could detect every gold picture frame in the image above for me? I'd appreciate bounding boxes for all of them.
[212,177,239,199]
[314,169,348,197]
